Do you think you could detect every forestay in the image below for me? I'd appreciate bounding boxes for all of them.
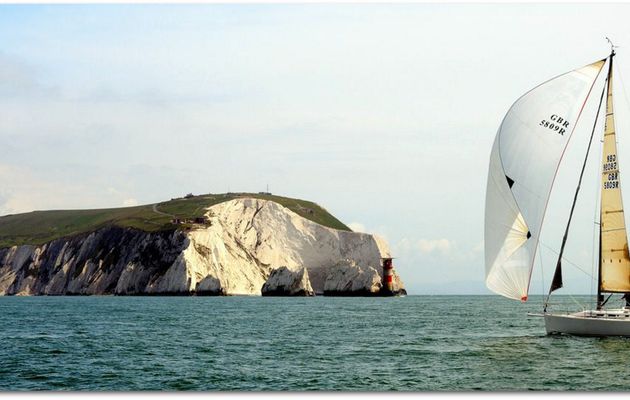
[485,60,605,301]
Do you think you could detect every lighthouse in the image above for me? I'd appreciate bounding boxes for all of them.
[381,257,395,295]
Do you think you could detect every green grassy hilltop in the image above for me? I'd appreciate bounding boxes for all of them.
[0,193,351,249]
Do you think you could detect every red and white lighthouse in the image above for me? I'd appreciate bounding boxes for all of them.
[382,257,394,293]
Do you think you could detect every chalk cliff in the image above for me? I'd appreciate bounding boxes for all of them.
[0,198,403,296]
[261,267,314,296]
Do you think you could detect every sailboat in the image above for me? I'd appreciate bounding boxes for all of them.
[484,41,630,337]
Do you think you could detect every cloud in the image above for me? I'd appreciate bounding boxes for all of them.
[0,163,146,216]
[347,222,366,233]
[393,237,413,255]
[393,237,455,258]
[0,164,91,215]
[417,238,452,255]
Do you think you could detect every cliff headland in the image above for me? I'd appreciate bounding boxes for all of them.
[0,193,405,296]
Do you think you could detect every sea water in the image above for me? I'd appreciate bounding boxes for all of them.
[1,295,629,391]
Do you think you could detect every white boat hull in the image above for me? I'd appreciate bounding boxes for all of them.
[545,309,630,337]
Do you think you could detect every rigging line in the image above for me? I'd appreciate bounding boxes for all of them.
[545,74,610,307]
[592,90,606,310]
[568,293,587,311]
[538,241,595,279]
[601,293,614,308]
[539,244,545,308]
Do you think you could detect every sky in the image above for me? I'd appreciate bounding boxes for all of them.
[3,3,630,296]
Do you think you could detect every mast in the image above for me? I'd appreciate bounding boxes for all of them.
[597,51,614,309]
[597,45,630,308]
[599,40,617,310]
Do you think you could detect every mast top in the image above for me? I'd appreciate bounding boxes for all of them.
[606,37,617,57]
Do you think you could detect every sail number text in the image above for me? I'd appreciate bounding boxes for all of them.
[604,154,619,189]
[540,114,570,135]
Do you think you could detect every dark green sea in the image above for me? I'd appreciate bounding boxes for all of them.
[1,295,629,391]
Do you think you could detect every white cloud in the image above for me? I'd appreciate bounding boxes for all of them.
[0,164,97,214]
[417,238,452,255]
[393,237,414,255]
[0,164,147,215]
[347,222,366,233]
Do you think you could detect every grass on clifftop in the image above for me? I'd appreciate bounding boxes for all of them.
[0,193,351,248]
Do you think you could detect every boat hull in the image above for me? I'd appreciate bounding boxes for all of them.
[545,309,630,337]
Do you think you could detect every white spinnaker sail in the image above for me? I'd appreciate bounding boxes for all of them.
[485,60,605,301]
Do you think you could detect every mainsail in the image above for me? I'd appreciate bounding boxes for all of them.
[485,60,605,301]
[600,57,630,293]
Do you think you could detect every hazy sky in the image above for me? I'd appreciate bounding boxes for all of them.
[3,3,630,296]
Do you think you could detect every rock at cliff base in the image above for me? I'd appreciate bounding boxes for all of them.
[323,259,382,296]
[261,266,314,296]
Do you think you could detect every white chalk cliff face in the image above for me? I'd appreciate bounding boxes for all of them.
[0,198,402,296]
[261,267,314,296]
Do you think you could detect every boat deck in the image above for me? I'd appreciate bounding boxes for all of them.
[544,308,630,337]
